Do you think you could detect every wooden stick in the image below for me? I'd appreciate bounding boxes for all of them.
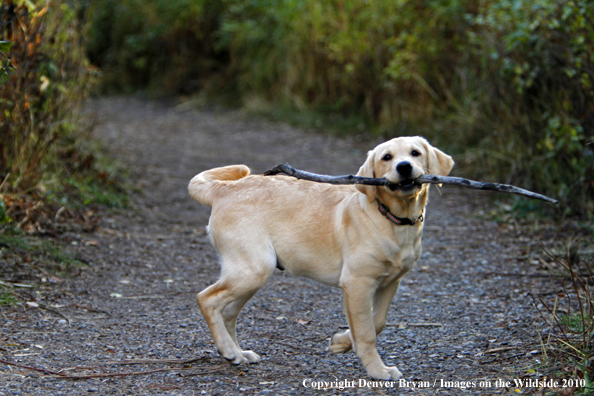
[0,357,224,380]
[263,163,558,204]
[0,358,68,377]
[51,366,200,380]
[416,174,558,204]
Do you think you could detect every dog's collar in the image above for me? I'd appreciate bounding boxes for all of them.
[376,200,424,226]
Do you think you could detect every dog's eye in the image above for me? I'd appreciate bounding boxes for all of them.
[381,154,392,161]
[411,150,421,157]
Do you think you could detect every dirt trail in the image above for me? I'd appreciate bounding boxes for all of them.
[1,97,556,395]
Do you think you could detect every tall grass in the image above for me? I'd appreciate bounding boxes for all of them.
[535,246,594,393]
[87,0,594,217]
[219,0,467,128]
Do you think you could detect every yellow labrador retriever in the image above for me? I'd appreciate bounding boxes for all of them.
[188,136,454,380]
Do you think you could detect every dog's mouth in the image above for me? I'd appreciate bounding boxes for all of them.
[387,179,421,192]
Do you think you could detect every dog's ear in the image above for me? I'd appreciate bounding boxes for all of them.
[355,150,376,202]
[424,140,454,176]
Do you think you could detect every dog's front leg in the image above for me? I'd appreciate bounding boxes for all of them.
[341,276,403,381]
[330,278,402,354]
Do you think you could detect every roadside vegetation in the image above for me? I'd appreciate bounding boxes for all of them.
[531,247,594,395]
[0,0,127,301]
[1,0,129,221]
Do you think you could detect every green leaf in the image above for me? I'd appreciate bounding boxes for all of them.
[0,41,13,53]
[0,69,10,86]
[14,0,36,10]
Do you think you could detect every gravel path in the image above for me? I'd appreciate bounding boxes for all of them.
[1,97,559,395]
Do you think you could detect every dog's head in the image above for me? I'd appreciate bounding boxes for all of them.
[355,136,454,202]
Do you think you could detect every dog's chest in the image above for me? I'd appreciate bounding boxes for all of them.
[380,227,423,275]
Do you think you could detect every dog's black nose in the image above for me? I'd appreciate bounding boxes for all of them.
[396,161,413,177]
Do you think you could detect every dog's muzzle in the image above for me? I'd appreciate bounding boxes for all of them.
[388,179,422,191]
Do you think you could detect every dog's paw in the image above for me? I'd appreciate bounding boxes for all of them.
[218,347,248,365]
[222,353,247,365]
[329,331,352,354]
[242,350,261,364]
[219,348,260,365]
[367,364,403,381]
[385,366,403,380]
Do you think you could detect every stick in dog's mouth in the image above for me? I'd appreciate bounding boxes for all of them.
[263,163,559,204]
[387,179,421,191]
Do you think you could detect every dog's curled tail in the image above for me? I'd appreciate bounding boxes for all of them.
[188,165,251,206]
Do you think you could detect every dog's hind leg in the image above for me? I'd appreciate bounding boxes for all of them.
[197,251,275,365]
[221,291,261,363]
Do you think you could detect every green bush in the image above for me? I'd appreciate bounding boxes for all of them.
[460,0,594,216]
[219,0,468,126]
[86,0,226,93]
[1,0,128,233]
[0,0,94,190]
[0,39,12,85]
[86,0,593,217]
